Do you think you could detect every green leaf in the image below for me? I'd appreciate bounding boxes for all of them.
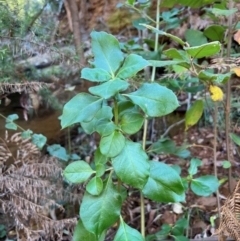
[81,68,112,82]
[81,106,113,134]
[116,54,149,79]
[6,114,19,122]
[118,100,136,117]
[149,60,187,67]
[198,70,231,83]
[31,134,47,150]
[94,147,108,165]
[114,216,144,241]
[86,176,103,195]
[191,175,219,196]
[188,158,202,176]
[172,218,188,236]
[112,141,150,190]
[184,41,221,59]
[124,83,179,117]
[80,177,122,236]
[47,144,69,161]
[163,48,188,61]
[230,133,240,146]
[173,235,189,241]
[120,112,144,135]
[223,160,231,169]
[64,161,95,183]
[175,0,215,8]
[204,25,226,41]
[73,219,98,241]
[89,79,129,99]
[142,161,185,202]
[21,129,33,139]
[5,122,17,130]
[96,121,117,136]
[96,163,106,177]
[210,8,237,17]
[141,24,186,46]
[185,100,204,130]
[185,29,208,46]
[100,131,125,157]
[149,139,190,158]
[60,93,103,129]
[91,31,124,75]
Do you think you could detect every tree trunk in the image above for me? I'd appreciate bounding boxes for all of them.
[65,0,85,67]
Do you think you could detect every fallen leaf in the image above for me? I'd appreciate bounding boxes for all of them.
[234,30,240,45]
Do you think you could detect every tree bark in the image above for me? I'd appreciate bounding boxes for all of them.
[65,0,85,67]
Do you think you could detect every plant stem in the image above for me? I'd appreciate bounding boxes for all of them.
[225,0,234,192]
[114,98,119,125]
[140,0,161,237]
[213,102,221,219]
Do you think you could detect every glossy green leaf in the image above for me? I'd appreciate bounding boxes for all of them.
[89,78,129,99]
[31,134,47,150]
[100,131,125,157]
[142,161,185,202]
[73,219,98,241]
[204,25,226,41]
[116,54,149,79]
[81,106,113,134]
[141,24,186,46]
[191,175,219,196]
[47,144,69,161]
[64,161,95,183]
[114,216,144,241]
[188,158,202,176]
[5,122,17,130]
[230,133,240,146]
[184,41,221,59]
[185,100,204,130]
[120,112,144,135]
[80,177,122,236]
[185,29,207,46]
[91,31,124,75]
[86,176,103,195]
[81,68,112,82]
[112,141,150,190]
[60,93,103,129]
[125,83,179,117]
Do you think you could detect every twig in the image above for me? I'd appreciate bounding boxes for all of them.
[213,102,221,220]
[225,0,234,193]
[161,119,185,138]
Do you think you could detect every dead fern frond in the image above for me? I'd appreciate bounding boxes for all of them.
[214,180,240,241]
[0,81,52,95]
[0,132,79,240]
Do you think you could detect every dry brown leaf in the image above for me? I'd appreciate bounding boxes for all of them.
[234,30,240,45]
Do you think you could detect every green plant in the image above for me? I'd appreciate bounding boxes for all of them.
[60,30,221,240]
[60,31,185,240]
